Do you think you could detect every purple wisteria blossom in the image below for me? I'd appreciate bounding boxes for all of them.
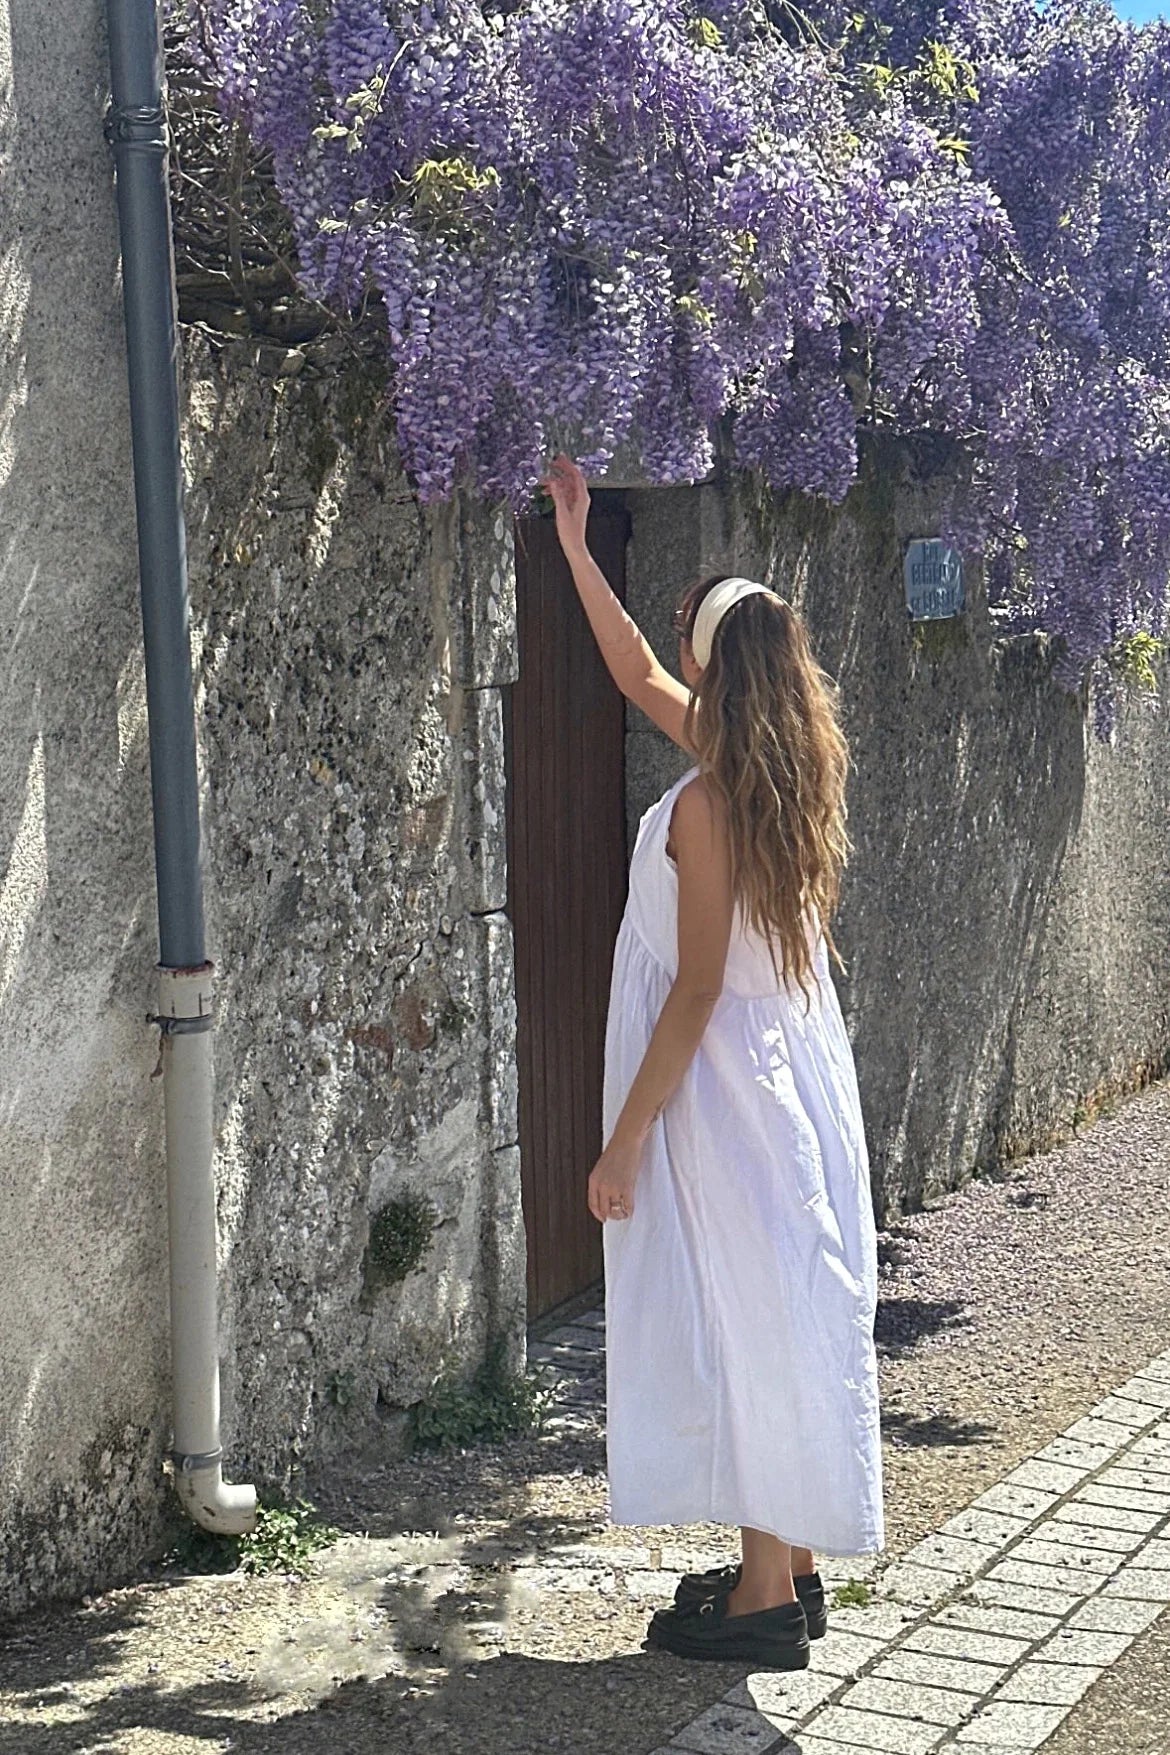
[182,0,1170,735]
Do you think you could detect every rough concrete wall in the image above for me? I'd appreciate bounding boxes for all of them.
[0,0,524,1611]
[182,337,525,1493]
[624,438,1170,1225]
[0,307,527,1619]
[0,0,172,1618]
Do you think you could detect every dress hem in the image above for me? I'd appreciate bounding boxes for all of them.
[606,1505,885,1559]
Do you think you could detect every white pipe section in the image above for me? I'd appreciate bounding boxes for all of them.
[157,965,256,1533]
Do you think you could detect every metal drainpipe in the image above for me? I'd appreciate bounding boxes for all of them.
[104,0,256,1534]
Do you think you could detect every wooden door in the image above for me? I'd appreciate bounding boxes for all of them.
[503,508,630,1321]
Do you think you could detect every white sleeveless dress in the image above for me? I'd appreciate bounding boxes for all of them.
[601,764,885,1557]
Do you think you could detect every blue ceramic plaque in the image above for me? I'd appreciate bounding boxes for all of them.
[904,540,964,620]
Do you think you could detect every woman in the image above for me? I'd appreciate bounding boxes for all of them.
[539,455,885,1670]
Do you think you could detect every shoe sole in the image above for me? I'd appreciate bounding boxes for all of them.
[647,1620,811,1667]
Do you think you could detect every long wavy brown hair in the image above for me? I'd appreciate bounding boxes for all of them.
[673,575,854,1013]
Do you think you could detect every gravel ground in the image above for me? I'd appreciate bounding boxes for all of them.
[1040,1605,1170,1755]
[3,1074,1169,1755]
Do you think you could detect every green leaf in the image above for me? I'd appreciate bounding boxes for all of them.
[676,291,715,328]
[1109,631,1165,692]
[687,16,725,48]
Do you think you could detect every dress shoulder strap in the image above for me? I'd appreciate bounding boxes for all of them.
[655,764,701,864]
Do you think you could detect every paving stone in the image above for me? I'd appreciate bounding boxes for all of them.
[554,1325,606,1352]
[809,1628,891,1678]
[960,1576,1085,1618]
[901,1624,1031,1666]
[1066,1594,1166,1633]
[1025,1516,1145,1553]
[966,1483,1062,1522]
[819,1556,884,1587]
[1094,1465,1170,1498]
[936,1510,1033,1549]
[726,1669,840,1720]
[801,1704,944,1752]
[993,1659,1102,1705]
[526,1340,599,1367]
[1129,1438,1170,1471]
[1031,1626,1134,1665]
[952,1700,1073,1744]
[668,1702,790,1753]
[838,1674,975,1726]
[1060,1415,1141,1448]
[553,1378,604,1402]
[1030,1437,1116,1473]
[1057,1497,1162,1534]
[982,1557,1099,1598]
[538,1416,597,1438]
[1099,1567,1170,1600]
[875,1562,959,1608]
[1077,1479,1170,1514]
[826,1602,921,1642]
[1129,1537,1170,1567]
[934,1602,1061,1643]
[872,1648,1006,1696]
[1133,1355,1170,1382]
[994,1462,1083,1499]
[530,1363,576,1387]
[774,1739,884,1755]
[897,1534,1001,1576]
[1114,1374,1170,1408]
[1085,1395,1160,1429]
[1005,1535,1126,1571]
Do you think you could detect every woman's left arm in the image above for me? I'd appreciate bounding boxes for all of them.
[587,778,735,1222]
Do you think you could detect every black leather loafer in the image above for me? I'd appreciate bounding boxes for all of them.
[646,1591,811,1667]
[673,1564,828,1638]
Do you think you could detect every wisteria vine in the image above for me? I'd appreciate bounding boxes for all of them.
[180,0,1170,735]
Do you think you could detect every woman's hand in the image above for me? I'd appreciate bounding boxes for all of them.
[540,453,591,559]
[587,1132,643,1224]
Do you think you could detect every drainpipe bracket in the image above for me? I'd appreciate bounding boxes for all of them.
[152,962,216,1030]
[103,102,167,155]
[145,1011,215,1036]
[145,1003,215,1079]
[171,1446,224,1475]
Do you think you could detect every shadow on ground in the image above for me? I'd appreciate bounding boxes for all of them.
[0,1547,748,1755]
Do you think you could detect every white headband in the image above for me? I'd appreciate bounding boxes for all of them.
[690,577,782,668]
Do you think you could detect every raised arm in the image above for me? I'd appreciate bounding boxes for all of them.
[540,455,696,753]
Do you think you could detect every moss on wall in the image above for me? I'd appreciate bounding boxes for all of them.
[362,1190,440,1297]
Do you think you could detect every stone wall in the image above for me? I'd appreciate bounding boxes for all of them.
[622,441,1170,1224]
[0,0,171,1619]
[0,301,528,1618]
[0,0,524,1613]
[182,338,525,1494]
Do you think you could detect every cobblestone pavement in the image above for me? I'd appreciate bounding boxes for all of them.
[3,1076,1169,1753]
[528,1314,1170,1755]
